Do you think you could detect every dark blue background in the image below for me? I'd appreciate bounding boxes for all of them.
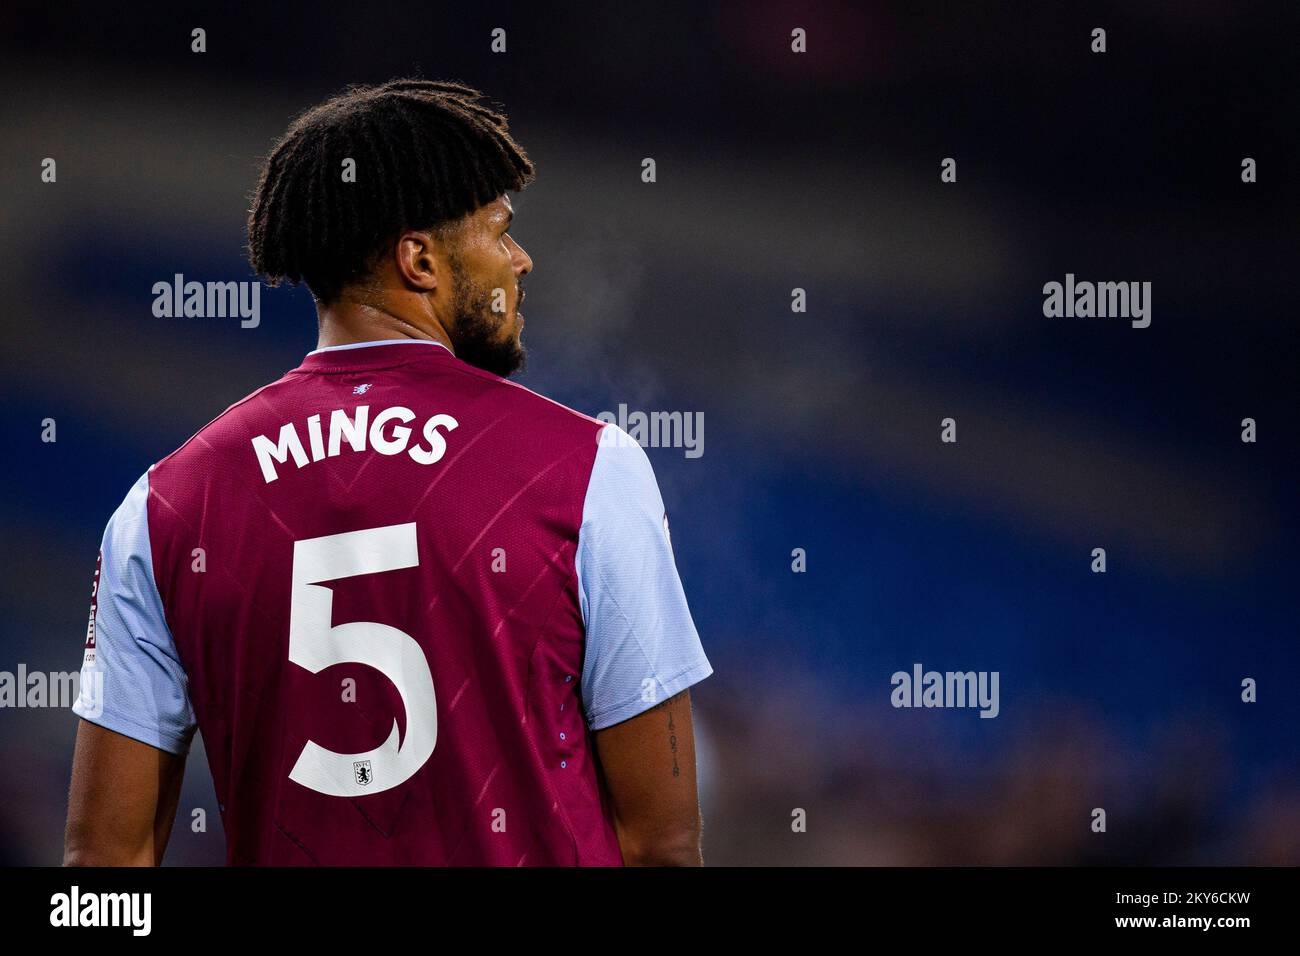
[1,1,1295,864]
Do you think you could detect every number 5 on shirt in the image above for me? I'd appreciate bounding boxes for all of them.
[288,522,437,797]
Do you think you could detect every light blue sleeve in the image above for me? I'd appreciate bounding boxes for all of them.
[72,470,197,754]
[575,425,712,730]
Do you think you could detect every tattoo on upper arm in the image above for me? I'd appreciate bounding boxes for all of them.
[650,690,686,778]
[668,704,680,778]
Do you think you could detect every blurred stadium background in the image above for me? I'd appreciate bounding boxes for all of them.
[1,1,1296,864]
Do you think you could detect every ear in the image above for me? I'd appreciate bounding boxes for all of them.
[394,230,440,292]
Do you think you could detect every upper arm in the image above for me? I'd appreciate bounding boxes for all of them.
[65,469,196,865]
[593,689,702,865]
[576,427,712,863]
[65,719,187,866]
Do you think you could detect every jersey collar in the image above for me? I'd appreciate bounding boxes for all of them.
[307,339,454,357]
[297,338,456,372]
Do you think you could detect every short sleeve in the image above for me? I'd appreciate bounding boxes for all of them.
[72,469,197,754]
[575,425,712,730]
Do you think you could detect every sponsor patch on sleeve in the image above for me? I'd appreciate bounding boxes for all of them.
[83,551,101,665]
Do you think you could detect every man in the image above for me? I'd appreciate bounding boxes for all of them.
[63,79,712,866]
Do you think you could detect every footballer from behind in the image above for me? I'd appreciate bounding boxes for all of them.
[63,79,713,866]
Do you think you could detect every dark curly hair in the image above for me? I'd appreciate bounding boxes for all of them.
[247,78,534,303]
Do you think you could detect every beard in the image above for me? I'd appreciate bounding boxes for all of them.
[446,257,526,378]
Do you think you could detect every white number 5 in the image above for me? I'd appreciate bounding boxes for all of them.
[288,523,436,796]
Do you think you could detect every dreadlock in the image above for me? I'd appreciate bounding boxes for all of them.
[247,78,535,303]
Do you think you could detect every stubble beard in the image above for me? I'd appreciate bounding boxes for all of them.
[447,256,526,378]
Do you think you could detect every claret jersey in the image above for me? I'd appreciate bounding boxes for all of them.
[72,339,712,865]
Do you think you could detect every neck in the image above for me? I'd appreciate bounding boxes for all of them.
[316,299,455,354]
